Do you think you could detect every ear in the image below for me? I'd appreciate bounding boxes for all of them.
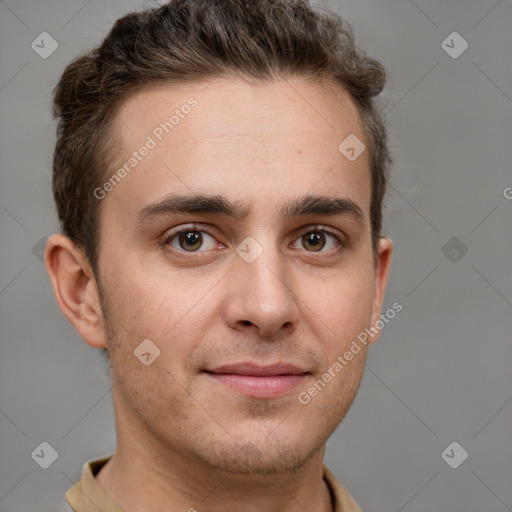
[45,233,107,349]
[367,237,393,346]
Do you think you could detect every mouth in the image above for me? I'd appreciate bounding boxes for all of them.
[203,362,310,399]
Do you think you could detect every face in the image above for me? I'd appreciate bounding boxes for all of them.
[92,77,391,474]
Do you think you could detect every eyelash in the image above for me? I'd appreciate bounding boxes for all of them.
[161,224,346,259]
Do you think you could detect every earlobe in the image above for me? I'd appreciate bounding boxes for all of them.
[45,234,107,349]
[368,237,393,345]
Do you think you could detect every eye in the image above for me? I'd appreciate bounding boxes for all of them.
[291,228,343,253]
[163,226,219,253]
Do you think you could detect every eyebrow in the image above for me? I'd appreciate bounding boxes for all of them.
[136,193,365,227]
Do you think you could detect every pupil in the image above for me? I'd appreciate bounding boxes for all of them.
[180,231,202,251]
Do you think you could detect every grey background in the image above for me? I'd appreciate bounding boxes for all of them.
[0,0,511,510]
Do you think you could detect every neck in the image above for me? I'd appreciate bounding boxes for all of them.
[96,417,333,512]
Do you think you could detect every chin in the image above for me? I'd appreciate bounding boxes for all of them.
[191,432,322,475]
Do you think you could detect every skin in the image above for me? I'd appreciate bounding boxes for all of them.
[46,76,392,512]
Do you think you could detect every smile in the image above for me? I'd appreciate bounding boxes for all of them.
[203,362,310,399]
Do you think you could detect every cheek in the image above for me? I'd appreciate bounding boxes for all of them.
[303,266,375,355]
[102,262,216,368]
[100,269,194,421]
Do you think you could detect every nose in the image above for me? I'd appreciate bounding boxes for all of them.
[224,243,300,339]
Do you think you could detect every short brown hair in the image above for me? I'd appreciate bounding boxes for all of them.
[52,0,391,273]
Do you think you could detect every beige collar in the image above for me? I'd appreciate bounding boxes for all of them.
[66,455,363,512]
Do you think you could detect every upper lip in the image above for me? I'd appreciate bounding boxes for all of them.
[204,362,309,376]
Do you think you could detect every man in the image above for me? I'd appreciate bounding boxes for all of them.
[46,0,393,510]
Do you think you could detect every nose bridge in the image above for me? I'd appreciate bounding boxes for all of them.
[227,234,299,336]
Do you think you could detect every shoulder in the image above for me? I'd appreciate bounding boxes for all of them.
[323,465,364,512]
[57,497,76,512]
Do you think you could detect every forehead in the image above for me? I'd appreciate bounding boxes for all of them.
[114,77,364,149]
[104,77,371,221]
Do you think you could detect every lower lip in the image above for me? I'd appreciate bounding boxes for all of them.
[205,373,308,398]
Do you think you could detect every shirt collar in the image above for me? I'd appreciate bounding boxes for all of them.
[66,455,363,512]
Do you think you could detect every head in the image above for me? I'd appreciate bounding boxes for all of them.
[46,0,392,475]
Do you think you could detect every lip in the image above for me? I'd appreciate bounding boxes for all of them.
[206,362,308,376]
[203,362,309,398]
